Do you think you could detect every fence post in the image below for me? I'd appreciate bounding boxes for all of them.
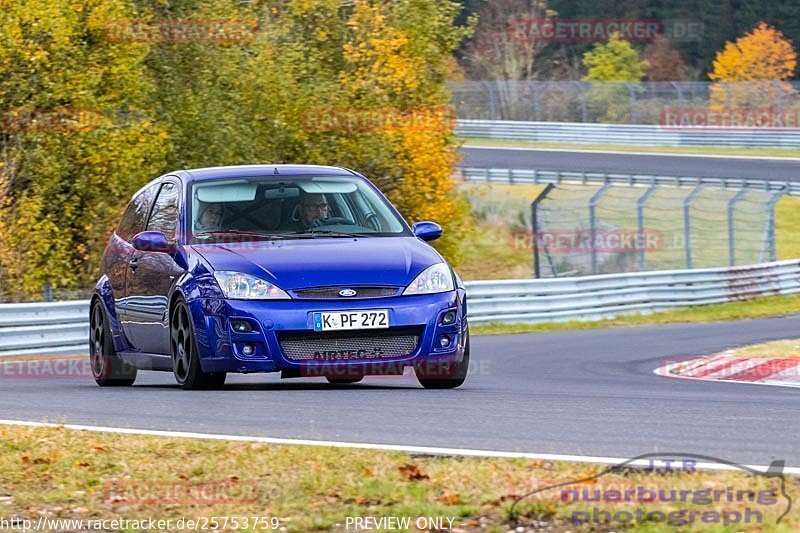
[760,186,787,262]
[637,180,659,271]
[684,184,705,269]
[589,179,612,275]
[727,188,748,266]
[531,184,555,278]
[483,81,497,120]
[575,81,588,122]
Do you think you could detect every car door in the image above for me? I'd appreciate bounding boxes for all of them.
[124,180,184,354]
[112,183,159,347]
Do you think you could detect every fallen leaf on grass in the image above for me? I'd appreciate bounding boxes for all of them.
[437,491,460,505]
[398,463,429,481]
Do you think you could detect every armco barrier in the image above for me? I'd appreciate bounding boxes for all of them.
[0,300,89,356]
[464,259,800,323]
[1,259,798,355]
[456,120,800,148]
[459,167,800,197]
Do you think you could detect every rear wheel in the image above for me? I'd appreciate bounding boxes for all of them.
[415,330,470,389]
[170,300,226,390]
[89,300,137,387]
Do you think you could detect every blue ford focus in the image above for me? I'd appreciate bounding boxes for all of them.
[91,165,469,389]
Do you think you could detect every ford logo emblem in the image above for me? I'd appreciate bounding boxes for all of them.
[338,288,357,297]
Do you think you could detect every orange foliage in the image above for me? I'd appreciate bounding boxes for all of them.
[710,22,797,109]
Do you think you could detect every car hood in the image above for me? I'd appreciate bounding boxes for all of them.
[190,237,445,290]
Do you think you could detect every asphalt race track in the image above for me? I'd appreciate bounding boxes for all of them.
[2,316,800,466]
[460,146,800,181]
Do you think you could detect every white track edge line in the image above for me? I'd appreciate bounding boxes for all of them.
[1,419,798,475]
[461,144,800,161]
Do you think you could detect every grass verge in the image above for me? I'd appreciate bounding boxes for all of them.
[471,293,800,336]
[0,425,797,531]
[714,339,800,359]
[461,138,800,158]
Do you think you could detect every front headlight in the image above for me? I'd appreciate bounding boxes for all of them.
[213,271,291,300]
[403,263,455,295]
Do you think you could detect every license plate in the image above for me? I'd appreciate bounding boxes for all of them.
[313,310,389,332]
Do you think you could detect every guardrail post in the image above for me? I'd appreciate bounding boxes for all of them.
[727,188,748,266]
[531,184,555,278]
[637,180,659,271]
[589,179,612,275]
[684,184,705,269]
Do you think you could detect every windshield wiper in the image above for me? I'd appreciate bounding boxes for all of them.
[193,230,295,240]
[296,229,370,238]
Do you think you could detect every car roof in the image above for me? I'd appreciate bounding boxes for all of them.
[129,165,363,201]
[178,164,357,182]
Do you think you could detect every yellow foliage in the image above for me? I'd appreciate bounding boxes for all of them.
[709,22,798,109]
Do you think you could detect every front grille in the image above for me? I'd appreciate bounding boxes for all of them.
[279,328,420,361]
[292,286,400,299]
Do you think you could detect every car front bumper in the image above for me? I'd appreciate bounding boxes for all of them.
[191,290,467,375]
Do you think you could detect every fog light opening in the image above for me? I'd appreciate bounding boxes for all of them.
[439,335,452,348]
[441,311,456,325]
[231,319,253,333]
[242,344,255,356]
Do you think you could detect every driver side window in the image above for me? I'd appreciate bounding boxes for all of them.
[117,184,158,242]
[146,182,180,243]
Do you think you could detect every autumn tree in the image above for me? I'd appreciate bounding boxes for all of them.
[581,34,647,123]
[0,0,169,298]
[461,0,557,119]
[643,38,687,81]
[0,0,473,298]
[710,22,797,109]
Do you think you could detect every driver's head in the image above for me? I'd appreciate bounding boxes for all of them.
[300,193,328,227]
[198,202,223,228]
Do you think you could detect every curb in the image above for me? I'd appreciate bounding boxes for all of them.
[655,353,800,389]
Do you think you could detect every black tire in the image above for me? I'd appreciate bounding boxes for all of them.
[170,300,226,390]
[415,329,470,389]
[89,300,137,387]
[326,376,364,385]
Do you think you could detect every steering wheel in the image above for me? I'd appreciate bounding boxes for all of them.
[311,217,352,227]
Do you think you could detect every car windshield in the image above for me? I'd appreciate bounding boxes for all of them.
[189,175,409,243]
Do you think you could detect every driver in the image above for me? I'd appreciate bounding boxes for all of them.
[291,193,329,231]
[195,202,223,232]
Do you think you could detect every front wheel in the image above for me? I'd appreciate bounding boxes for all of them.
[415,330,470,389]
[170,300,226,390]
[89,300,137,387]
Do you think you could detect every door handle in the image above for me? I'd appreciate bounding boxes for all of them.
[128,257,139,272]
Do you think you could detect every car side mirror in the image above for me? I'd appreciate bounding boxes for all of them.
[132,231,173,253]
[412,221,443,242]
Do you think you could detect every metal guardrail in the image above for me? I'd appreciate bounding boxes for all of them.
[459,167,800,197]
[0,300,89,356]
[1,259,799,354]
[456,120,800,148]
[464,259,800,324]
